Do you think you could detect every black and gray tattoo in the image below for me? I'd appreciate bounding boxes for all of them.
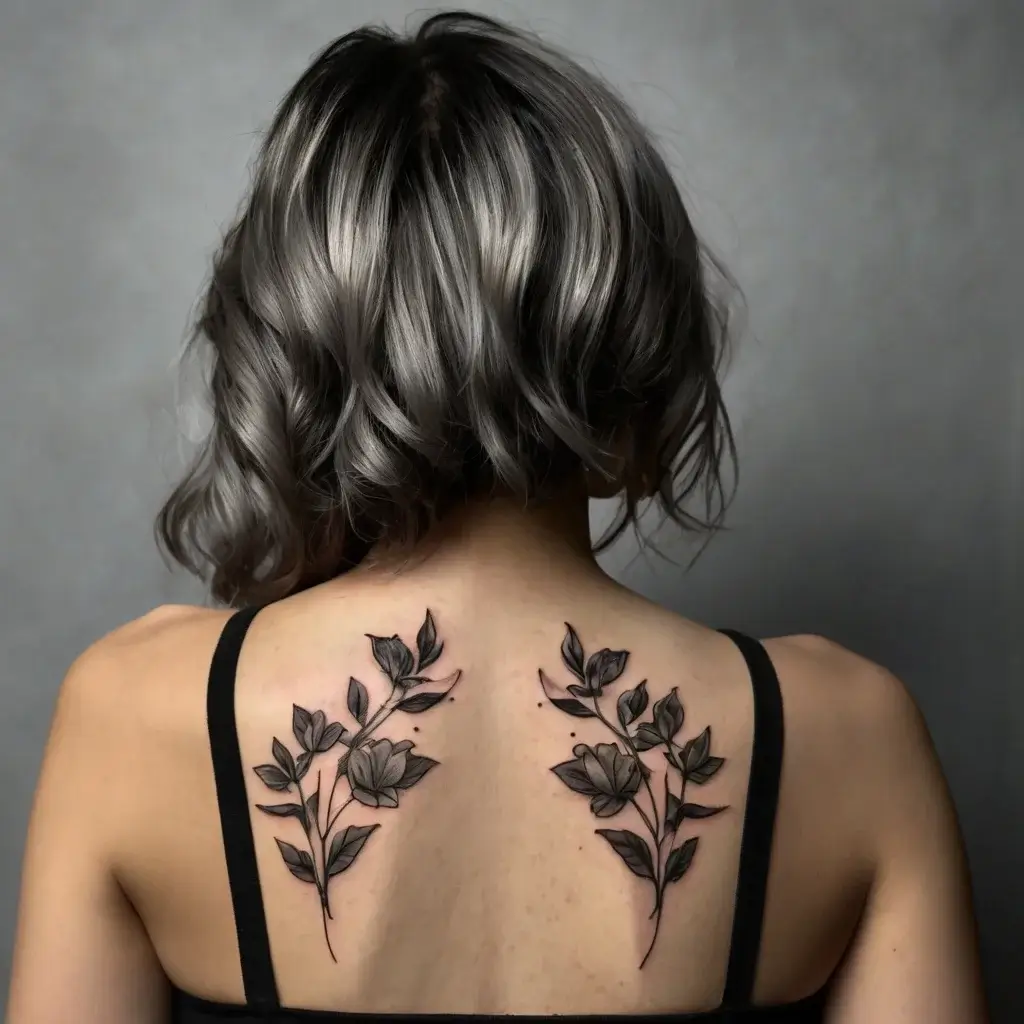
[542,623,728,968]
[251,610,459,960]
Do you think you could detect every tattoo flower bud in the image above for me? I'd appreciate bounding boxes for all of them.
[347,739,408,809]
[292,705,346,753]
[367,634,415,683]
[551,741,642,817]
[582,648,629,696]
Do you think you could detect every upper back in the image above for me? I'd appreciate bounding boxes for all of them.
[93,574,879,1017]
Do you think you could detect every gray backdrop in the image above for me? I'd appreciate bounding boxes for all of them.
[1,0,1020,1019]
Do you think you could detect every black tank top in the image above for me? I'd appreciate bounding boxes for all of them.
[170,608,830,1022]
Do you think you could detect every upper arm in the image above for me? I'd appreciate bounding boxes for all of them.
[6,637,169,1024]
[821,652,989,1024]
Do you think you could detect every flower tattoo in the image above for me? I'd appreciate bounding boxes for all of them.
[250,610,459,961]
[542,623,728,968]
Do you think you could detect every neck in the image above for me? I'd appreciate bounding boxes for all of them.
[350,486,603,588]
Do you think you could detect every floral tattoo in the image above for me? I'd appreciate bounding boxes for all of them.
[251,610,459,960]
[542,623,728,968]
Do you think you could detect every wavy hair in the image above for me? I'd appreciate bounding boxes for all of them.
[157,11,737,606]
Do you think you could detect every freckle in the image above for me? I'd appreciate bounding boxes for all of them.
[570,732,576,737]
[413,726,419,732]
[449,697,455,702]
[537,702,543,708]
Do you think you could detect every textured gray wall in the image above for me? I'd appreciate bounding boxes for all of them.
[1,0,1020,1018]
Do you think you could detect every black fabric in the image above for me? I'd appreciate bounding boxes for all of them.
[717,629,786,1011]
[176,618,825,1023]
[207,606,280,1010]
[172,988,828,1022]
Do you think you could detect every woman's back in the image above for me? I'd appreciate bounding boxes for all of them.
[15,520,978,1021]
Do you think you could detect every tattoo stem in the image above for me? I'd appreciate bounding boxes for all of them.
[321,902,336,962]
[295,776,331,918]
[314,769,332,920]
[326,795,354,834]
[640,899,663,970]
[629,797,659,847]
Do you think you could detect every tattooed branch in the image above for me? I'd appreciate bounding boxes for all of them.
[542,623,727,969]
[251,609,459,961]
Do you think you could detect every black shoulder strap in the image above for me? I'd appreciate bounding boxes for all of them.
[717,629,785,1009]
[206,606,280,1010]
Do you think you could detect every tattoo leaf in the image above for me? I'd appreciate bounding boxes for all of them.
[687,755,725,784]
[305,790,319,828]
[347,677,369,726]
[253,764,291,791]
[319,721,346,750]
[367,634,414,682]
[416,610,436,653]
[308,710,326,750]
[272,738,296,779]
[584,648,629,694]
[683,726,711,772]
[652,689,685,741]
[539,668,597,717]
[415,611,443,672]
[397,670,460,711]
[633,724,663,751]
[561,623,586,680]
[295,751,313,781]
[292,705,313,750]
[665,836,699,884]
[396,753,439,789]
[551,697,597,718]
[682,803,727,819]
[595,828,656,881]
[396,691,446,713]
[552,758,602,797]
[617,680,649,728]
[667,792,725,828]
[256,802,305,821]
[275,838,316,883]
[665,791,682,831]
[327,823,380,877]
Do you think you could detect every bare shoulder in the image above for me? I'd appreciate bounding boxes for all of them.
[87,602,229,653]
[760,642,986,1019]
[55,604,233,741]
[70,602,228,669]
[761,633,942,820]
[764,632,925,730]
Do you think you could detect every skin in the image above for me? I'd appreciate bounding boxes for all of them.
[6,495,989,1023]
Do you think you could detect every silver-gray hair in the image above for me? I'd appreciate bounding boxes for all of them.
[157,11,737,606]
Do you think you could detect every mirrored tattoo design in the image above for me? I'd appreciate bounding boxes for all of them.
[541,623,728,968]
[251,610,459,960]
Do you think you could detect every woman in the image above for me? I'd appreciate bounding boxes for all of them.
[7,11,987,1024]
